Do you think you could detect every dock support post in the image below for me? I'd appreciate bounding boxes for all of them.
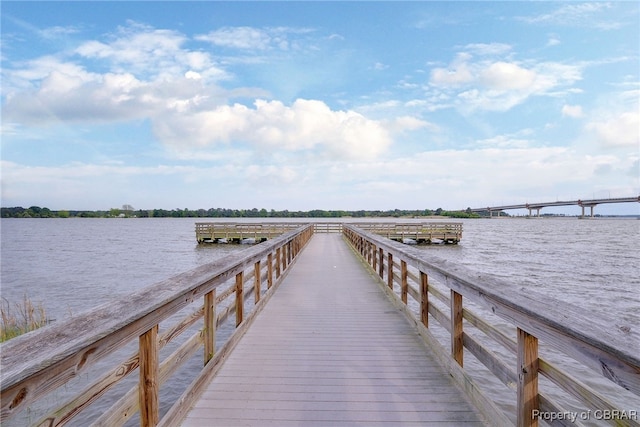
[139,325,159,427]
[420,272,429,327]
[517,328,539,427]
[451,290,463,367]
[235,272,244,327]
[204,290,216,365]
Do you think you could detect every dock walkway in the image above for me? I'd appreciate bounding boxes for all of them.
[181,234,485,426]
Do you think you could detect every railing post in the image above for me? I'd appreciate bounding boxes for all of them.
[267,253,273,289]
[204,290,216,365]
[139,325,159,427]
[378,248,384,278]
[401,260,408,304]
[372,244,377,271]
[387,253,394,290]
[254,261,261,304]
[517,328,539,427]
[451,290,463,366]
[420,272,429,327]
[275,248,281,278]
[235,272,244,327]
[282,244,288,271]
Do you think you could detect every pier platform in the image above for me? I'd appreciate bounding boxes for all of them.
[181,234,484,426]
[195,221,462,244]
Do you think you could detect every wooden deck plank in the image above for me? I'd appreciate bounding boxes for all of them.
[181,234,485,426]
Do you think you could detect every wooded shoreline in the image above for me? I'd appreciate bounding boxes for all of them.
[1,206,480,219]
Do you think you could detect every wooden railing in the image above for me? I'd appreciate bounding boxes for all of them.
[312,222,343,233]
[0,225,314,426]
[343,225,639,427]
[356,222,462,243]
[195,222,302,243]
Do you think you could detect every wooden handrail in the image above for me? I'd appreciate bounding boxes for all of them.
[343,225,639,427]
[1,225,314,426]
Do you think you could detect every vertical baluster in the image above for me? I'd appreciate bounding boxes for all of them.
[254,261,261,304]
[204,290,216,365]
[372,244,377,271]
[378,248,384,278]
[139,325,159,426]
[420,272,429,327]
[387,253,394,290]
[267,253,274,289]
[401,260,408,304]
[517,328,539,427]
[451,290,463,366]
[235,272,244,327]
[275,248,281,278]
[282,244,288,271]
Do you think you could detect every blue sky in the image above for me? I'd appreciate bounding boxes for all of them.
[1,1,639,214]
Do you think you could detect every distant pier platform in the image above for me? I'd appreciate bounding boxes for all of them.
[195,222,462,244]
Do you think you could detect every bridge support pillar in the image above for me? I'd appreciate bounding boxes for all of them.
[581,204,596,219]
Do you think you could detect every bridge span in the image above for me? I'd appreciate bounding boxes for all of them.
[470,196,639,218]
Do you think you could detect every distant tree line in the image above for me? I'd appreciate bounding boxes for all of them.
[1,206,482,219]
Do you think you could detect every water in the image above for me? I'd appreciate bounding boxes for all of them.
[1,217,639,425]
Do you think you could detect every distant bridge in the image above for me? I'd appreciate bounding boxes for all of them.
[470,196,640,218]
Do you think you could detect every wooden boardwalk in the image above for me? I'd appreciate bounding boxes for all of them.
[181,234,485,426]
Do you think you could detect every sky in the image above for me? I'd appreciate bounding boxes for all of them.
[1,1,639,214]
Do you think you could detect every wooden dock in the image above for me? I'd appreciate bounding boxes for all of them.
[196,222,462,244]
[181,233,484,426]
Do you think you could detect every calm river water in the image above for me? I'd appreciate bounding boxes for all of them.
[1,217,638,425]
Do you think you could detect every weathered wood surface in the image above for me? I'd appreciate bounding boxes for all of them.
[181,234,485,426]
[343,225,640,427]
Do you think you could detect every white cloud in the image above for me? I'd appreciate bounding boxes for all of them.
[430,53,474,87]
[196,27,272,50]
[429,52,582,112]
[586,111,639,148]
[154,98,392,161]
[519,3,622,30]
[74,21,226,80]
[463,43,512,56]
[478,62,536,90]
[546,37,561,47]
[562,104,583,118]
[195,26,315,52]
[2,141,636,210]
